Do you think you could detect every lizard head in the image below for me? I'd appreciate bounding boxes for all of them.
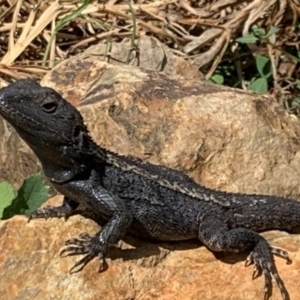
[0,79,89,149]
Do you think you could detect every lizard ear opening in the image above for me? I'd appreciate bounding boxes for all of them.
[74,125,81,138]
[74,125,87,150]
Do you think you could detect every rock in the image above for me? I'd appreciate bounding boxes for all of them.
[1,196,300,300]
[80,35,203,80]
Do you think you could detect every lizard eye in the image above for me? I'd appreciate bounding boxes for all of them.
[42,101,57,113]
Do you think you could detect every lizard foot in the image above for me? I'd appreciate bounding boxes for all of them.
[60,232,107,273]
[245,243,290,300]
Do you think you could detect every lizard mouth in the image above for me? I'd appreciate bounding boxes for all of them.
[0,101,51,144]
[0,102,35,130]
[0,98,58,137]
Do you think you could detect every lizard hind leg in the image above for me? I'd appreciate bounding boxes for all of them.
[197,215,290,300]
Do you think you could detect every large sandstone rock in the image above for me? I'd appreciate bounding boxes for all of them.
[1,196,300,300]
[40,58,300,199]
[1,41,300,299]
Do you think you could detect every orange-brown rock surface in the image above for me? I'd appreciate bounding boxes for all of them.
[1,197,300,300]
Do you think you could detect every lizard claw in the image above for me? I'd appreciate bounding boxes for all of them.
[60,232,108,273]
[245,251,262,279]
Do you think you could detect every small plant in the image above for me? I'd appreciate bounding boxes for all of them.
[235,26,277,94]
[246,54,272,94]
[0,173,50,220]
[236,25,279,44]
[210,72,224,85]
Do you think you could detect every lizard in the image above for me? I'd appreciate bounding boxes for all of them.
[0,79,299,300]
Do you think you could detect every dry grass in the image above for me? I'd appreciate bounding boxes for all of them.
[0,0,299,104]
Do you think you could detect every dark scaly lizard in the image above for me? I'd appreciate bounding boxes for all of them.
[0,79,299,300]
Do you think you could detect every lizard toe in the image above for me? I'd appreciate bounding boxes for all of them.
[270,246,291,264]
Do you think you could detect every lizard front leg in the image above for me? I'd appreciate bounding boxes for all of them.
[29,197,79,220]
[197,214,290,300]
[60,187,132,272]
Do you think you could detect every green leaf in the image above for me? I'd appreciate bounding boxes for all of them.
[2,174,50,219]
[0,181,15,219]
[210,74,224,85]
[2,189,28,220]
[252,26,266,38]
[264,26,278,38]
[17,174,50,216]
[236,34,258,44]
[255,55,272,78]
[55,0,92,32]
[248,78,268,94]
